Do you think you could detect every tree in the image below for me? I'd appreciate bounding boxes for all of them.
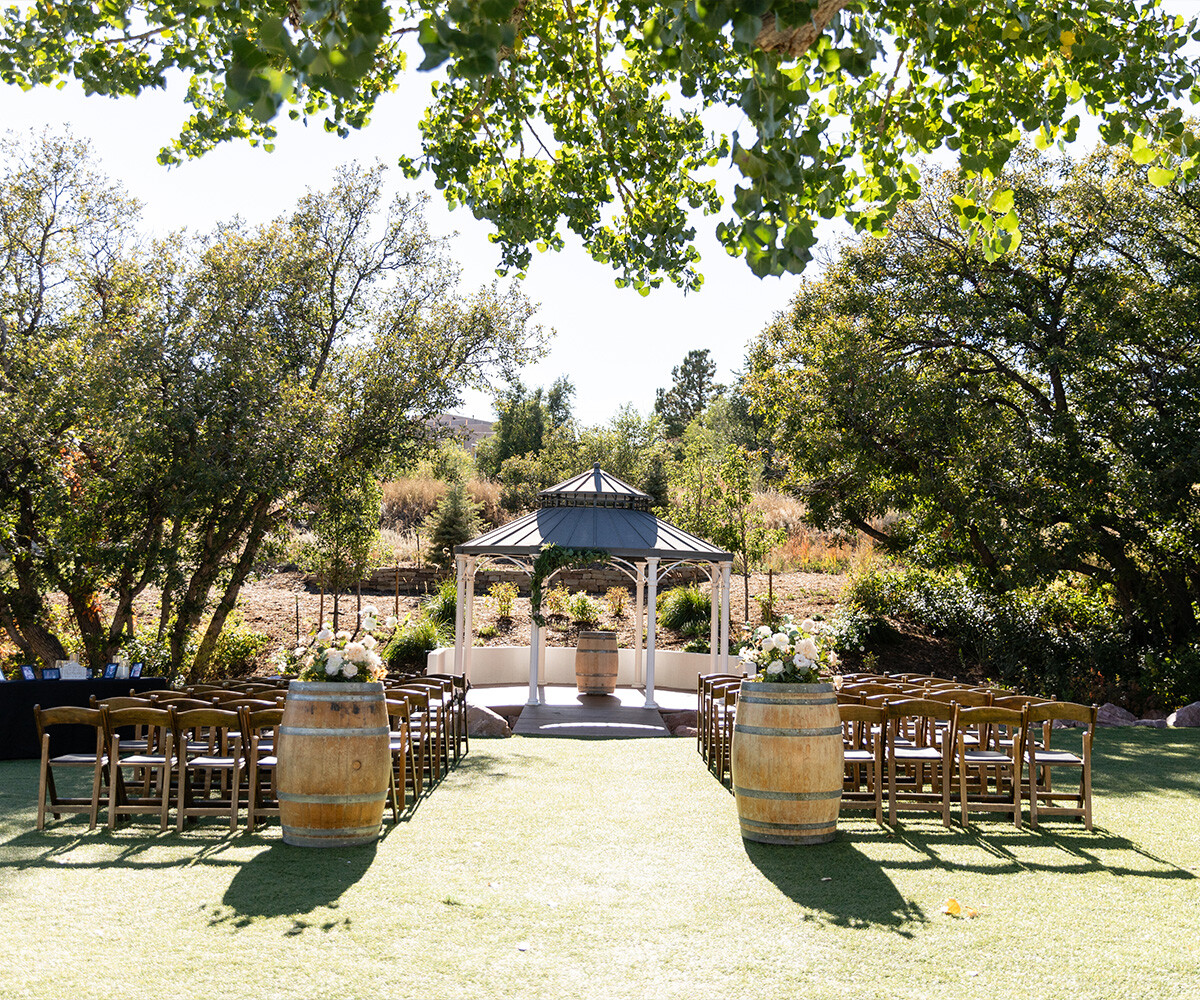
[425,478,483,569]
[308,476,384,632]
[747,143,1200,652]
[655,349,721,438]
[0,135,544,675]
[3,3,1197,288]
[476,376,574,478]
[665,441,780,619]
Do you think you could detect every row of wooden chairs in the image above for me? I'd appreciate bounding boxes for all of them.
[35,671,470,833]
[840,697,1096,830]
[696,672,1096,830]
[34,701,284,833]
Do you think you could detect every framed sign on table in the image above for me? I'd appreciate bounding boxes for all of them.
[20,665,36,681]
[102,663,118,679]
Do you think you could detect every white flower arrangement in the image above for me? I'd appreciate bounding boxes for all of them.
[283,606,388,683]
[738,615,841,684]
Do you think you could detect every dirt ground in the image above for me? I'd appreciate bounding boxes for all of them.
[227,569,963,680]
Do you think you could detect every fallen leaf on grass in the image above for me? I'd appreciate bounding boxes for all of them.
[941,898,980,918]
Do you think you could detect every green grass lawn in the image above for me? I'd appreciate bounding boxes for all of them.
[1,730,1197,999]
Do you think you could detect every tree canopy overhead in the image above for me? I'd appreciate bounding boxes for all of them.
[2,2,1197,290]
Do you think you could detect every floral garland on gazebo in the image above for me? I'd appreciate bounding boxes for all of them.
[528,544,608,627]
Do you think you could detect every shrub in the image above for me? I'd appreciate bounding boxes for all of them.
[119,631,176,678]
[490,581,518,618]
[477,623,499,640]
[604,587,628,618]
[423,578,457,631]
[658,585,711,636]
[381,477,446,532]
[381,615,445,675]
[543,584,571,619]
[186,611,272,683]
[568,592,602,628]
[841,566,1185,710]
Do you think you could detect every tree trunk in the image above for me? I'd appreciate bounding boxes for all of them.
[188,509,274,682]
[0,595,67,667]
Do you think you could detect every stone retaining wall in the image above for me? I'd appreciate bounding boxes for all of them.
[310,562,711,595]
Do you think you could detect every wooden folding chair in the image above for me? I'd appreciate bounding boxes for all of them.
[1026,701,1097,830]
[242,706,284,833]
[953,705,1024,828]
[34,705,110,830]
[174,707,244,832]
[384,697,416,819]
[427,672,470,761]
[885,699,954,827]
[839,703,885,824]
[696,673,740,763]
[107,706,177,831]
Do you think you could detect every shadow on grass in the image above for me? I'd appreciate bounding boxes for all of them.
[879,822,1196,880]
[744,839,927,936]
[212,840,377,933]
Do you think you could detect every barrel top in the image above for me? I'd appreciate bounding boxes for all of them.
[577,631,617,639]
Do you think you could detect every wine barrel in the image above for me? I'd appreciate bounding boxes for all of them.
[277,681,390,847]
[731,681,843,845]
[575,631,619,694]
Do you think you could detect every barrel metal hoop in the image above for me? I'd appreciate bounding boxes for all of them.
[739,818,838,832]
[287,691,382,703]
[737,693,837,705]
[740,828,837,845]
[278,791,387,804]
[278,725,391,737]
[734,786,842,801]
[733,724,843,738]
[283,825,381,840]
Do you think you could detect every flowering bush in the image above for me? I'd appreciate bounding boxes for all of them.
[738,615,841,684]
[283,605,396,683]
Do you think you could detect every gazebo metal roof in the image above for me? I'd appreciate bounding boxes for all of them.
[456,463,732,562]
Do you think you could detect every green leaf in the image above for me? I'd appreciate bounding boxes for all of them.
[1148,166,1177,187]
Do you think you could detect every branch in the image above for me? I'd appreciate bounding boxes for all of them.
[754,0,852,58]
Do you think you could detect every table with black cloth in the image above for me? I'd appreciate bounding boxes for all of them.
[0,678,170,760]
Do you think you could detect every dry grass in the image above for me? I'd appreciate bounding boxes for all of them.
[753,491,888,575]
[381,477,505,532]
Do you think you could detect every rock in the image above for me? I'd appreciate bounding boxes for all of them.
[467,705,512,737]
[1140,709,1168,720]
[670,725,698,738]
[1167,701,1200,727]
[1133,719,1168,728]
[661,710,698,730]
[1097,702,1138,726]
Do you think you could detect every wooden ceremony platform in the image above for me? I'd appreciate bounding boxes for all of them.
[468,685,694,739]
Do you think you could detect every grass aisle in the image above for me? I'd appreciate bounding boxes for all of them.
[1,731,1198,999]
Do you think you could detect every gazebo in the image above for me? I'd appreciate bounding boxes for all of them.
[450,464,734,708]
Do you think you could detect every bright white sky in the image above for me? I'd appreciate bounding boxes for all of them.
[3,1,1197,425]
[3,61,803,426]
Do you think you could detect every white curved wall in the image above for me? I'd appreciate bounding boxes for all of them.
[426,645,740,692]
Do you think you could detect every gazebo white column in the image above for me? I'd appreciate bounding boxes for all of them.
[453,554,467,675]
[527,573,541,705]
[463,556,477,681]
[634,561,645,687]
[644,556,659,708]
[719,561,733,672]
[708,563,719,674]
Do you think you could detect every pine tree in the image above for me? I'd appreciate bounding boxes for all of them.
[425,479,483,569]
